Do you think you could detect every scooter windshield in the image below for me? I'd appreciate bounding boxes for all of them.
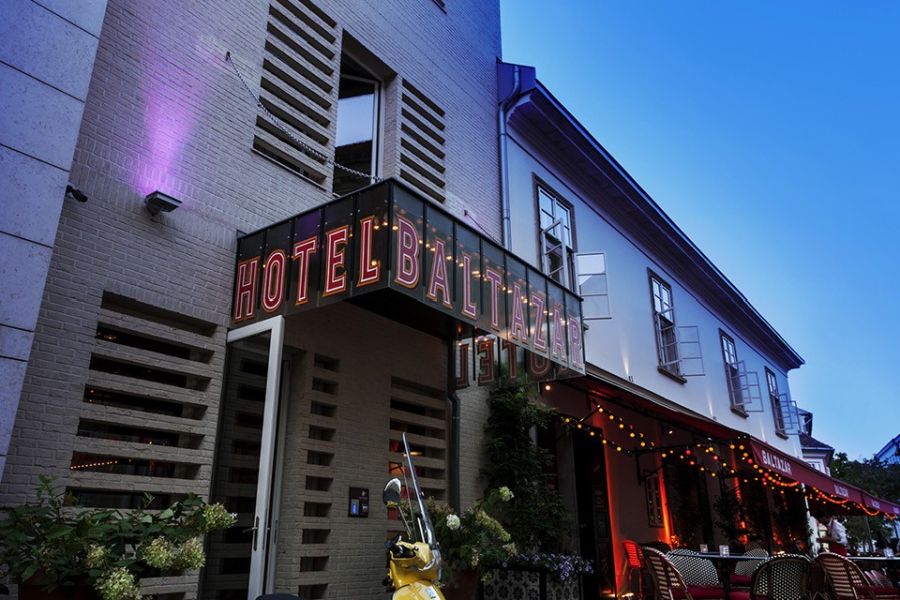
[401,433,438,551]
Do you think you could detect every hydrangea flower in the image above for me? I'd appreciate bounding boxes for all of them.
[445,514,461,530]
[95,567,140,600]
[172,537,205,570]
[141,536,174,569]
[85,544,110,569]
[498,486,514,502]
[200,503,237,532]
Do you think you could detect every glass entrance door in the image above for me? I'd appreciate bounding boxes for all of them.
[201,317,285,600]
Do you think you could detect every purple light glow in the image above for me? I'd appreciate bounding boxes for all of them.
[133,46,208,202]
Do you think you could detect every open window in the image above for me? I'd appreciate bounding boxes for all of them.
[576,252,610,320]
[721,331,762,413]
[650,273,703,378]
[538,186,575,290]
[332,55,380,197]
[766,368,800,435]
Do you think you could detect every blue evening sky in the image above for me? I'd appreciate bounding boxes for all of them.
[500,1,900,459]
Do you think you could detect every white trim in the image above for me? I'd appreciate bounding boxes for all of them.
[227,316,285,599]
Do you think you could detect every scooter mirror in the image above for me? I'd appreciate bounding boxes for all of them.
[382,478,402,508]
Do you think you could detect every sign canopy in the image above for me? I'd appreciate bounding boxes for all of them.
[749,438,900,518]
[231,179,586,376]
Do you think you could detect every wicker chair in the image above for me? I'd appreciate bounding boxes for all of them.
[749,554,812,600]
[815,552,900,600]
[643,546,726,600]
[731,548,770,587]
[668,549,722,587]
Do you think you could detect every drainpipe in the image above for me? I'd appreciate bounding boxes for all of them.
[498,63,533,251]
[447,337,461,510]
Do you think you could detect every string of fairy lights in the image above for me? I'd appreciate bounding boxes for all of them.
[553,402,896,519]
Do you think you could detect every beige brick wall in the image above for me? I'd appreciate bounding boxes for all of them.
[0,0,501,596]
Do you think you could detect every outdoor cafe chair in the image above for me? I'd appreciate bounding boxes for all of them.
[815,552,900,600]
[668,549,722,587]
[749,554,812,600]
[643,546,730,600]
[731,548,770,588]
[625,539,648,599]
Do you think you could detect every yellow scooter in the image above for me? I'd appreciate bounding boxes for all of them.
[381,433,445,600]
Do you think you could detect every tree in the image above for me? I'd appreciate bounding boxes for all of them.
[830,453,900,552]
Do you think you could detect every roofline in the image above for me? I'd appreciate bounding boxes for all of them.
[501,61,804,367]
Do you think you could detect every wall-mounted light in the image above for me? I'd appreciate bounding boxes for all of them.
[144,191,181,215]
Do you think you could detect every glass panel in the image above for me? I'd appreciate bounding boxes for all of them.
[424,206,455,316]
[557,205,571,246]
[479,241,507,336]
[583,295,611,319]
[317,197,355,306]
[455,224,481,325]
[202,333,273,600]
[333,64,379,196]
[351,184,390,294]
[285,210,321,317]
[539,188,553,217]
[390,186,426,302]
[527,267,549,358]
[577,253,606,278]
[766,370,778,395]
[546,281,568,365]
[505,255,530,348]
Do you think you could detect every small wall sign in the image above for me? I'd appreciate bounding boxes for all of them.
[349,487,369,518]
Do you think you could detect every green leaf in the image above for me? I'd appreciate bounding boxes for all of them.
[159,508,174,520]
[140,514,153,524]
[45,524,73,539]
[21,561,39,583]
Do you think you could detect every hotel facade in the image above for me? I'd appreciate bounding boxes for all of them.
[2,2,898,600]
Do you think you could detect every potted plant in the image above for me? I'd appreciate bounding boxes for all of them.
[428,487,518,599]
[0,476,236,599]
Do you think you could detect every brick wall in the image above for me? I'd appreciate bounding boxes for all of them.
[0,0,501,597]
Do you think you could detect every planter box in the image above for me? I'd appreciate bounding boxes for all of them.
[482,568,583,600]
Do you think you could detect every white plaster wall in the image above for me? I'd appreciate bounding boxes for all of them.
[506,133,801,460]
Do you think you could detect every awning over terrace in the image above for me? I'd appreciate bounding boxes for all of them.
[746,437,900,518]
[561,373,899,519]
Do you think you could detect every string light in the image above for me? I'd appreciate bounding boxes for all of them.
[70,459,118,470]
[587,397,655,450]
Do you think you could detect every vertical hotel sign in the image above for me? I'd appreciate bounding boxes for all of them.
[231,180,585,376]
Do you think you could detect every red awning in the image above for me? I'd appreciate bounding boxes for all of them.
[861,492,900,518]
[573,372,738,440]
[748,438,900,518]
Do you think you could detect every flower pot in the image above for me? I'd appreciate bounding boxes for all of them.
[442,569,480,600]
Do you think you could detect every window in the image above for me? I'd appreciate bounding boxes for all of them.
[766,368,787,435]
[651,274,679,374]
[332,55,380,197]
[576,253,610,320]
[538,186,575,289]
[720,332,742,409]
[646,472,664,528]
[720,331,761,414]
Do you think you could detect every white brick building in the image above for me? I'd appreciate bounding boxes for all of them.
[1,1,504,598]
[4,3,898,600]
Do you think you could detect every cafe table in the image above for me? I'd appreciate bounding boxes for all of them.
[696,553,762,600]
[846,556,900,566]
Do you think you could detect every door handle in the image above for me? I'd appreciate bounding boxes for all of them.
[251,515,260,550]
